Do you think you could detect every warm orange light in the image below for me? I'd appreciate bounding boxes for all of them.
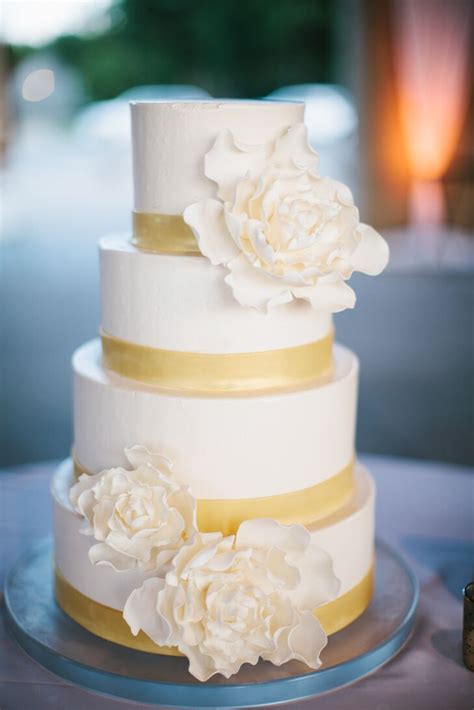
[409,180,445,227]
[393,0,471,182]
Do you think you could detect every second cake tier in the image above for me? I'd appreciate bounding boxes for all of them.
[99,237,334,394]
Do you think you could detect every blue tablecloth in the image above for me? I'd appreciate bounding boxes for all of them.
[1,455,472,709]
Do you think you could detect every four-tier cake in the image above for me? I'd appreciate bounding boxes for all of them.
[51,100,389,681]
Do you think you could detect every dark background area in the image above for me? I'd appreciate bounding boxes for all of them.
[9,0,338,100]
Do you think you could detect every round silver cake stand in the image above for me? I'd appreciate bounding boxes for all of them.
[5,538,418,708]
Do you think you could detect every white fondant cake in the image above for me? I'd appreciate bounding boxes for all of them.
[52,99,389,682]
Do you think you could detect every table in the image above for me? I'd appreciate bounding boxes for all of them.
[1,455,472,709]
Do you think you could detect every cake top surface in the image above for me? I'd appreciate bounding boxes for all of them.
[130,99,305,108]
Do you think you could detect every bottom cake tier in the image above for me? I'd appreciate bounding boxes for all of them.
[52,460,375,655]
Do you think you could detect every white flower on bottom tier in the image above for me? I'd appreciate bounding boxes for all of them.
[183,124,389,313]
[69,446,197,572]
[123,518,340,681]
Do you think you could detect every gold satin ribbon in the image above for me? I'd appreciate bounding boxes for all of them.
[132,212,200,255]
[55,566,374,655]
[73,456,355,536]
[318,566,374,635]
[101,330,334,394]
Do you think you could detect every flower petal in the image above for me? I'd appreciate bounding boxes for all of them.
[205,129,266,202]
[351,223,389,276]
[332,178,355,206]
[246,218,277,267]
[183,199,239,266]
[69,473,99,513]
[124,445,173,476]
[286,610,327,668]
[225,253,293,311]
[167,486,197,533]
[224,210,249,252]
[236,519,310,555]
[272,124,320,172]
[293,277,356,312]
[184,644,222,682]
[123,577,168,640]
[89,542,137,571]
[289,545,340,610]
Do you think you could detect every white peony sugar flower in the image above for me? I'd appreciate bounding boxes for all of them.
[123,518,340,681]
[69,445,197,572]
[184,124,389,312]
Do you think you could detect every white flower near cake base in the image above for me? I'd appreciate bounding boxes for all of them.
[69,446,197,572]
[123,518,340,681]
[183,123,389,312]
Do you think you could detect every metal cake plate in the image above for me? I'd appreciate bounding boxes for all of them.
[4,538,418,708]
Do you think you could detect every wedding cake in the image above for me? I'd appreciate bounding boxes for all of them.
[51,100,389,681]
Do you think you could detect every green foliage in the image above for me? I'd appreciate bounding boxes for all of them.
[11,0,336,101]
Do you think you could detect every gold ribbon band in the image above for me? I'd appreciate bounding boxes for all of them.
[132,212,200,255]
[101,330,334,395]
[55,570,179,656]
[73,457,355,536]
[55,566,374,655]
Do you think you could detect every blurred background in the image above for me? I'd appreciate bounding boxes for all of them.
[0,0,473,468]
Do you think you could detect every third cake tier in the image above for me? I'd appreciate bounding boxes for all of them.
[73,339,358,531]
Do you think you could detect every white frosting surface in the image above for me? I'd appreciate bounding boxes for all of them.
[52,460,374,608]
[100,236,333,352]
[131,100,304,214]
[73,340,358,499]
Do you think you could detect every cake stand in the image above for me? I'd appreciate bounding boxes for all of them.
[4,538,418,708]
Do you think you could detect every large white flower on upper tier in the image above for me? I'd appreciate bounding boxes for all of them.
[183,124,389,312]
[70,446,197,572]
[123,518,340,681]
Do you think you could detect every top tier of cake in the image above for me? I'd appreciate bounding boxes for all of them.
[131,100,304,214]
